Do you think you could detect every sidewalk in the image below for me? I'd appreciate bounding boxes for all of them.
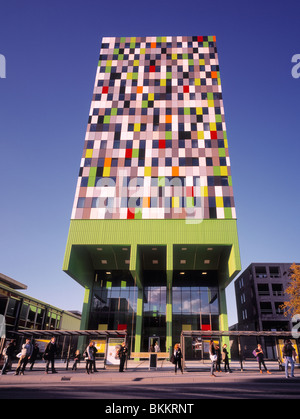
[0,359,298,383]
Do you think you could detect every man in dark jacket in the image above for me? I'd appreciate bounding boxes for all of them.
[118,342,128,372]
[44,337,58,374]
[283,339,297,378]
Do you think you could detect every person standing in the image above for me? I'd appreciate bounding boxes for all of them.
[118,342,128,372]
[91,341,98,372]
[72,350,81,371]
[209,339,217,377]
[222,343,232,373]
[29,343,40,371]
[254,344,271,374]
[215,344,222,372]
[84,341,95,374]
[154,342,160,353]
[15,338,33,375]
[173,343,183,374]
[283,339,297,378]
[1,339,16,375]
[44,337,58,374]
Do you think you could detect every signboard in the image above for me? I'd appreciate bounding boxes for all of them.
[35,339,50,353]
[149,353,157,370]
[93,339,106,354]
[106,338,124,366]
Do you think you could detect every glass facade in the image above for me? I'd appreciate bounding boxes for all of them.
[88,270,220,352]
[89,271,138,349]
[0,294,64,332]
[172,286,219,344]
[142,286,167,351]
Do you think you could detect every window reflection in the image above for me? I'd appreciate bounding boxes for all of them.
[90,271,138,333]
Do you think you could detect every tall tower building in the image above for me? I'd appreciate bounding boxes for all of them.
[63,36,241,354]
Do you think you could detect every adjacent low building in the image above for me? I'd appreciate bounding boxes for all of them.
[232,263,299,359]
[0,272,81,338]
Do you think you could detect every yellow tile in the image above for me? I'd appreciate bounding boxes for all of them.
[85,149,93,158]
[172,197,180,208]
[201,186,208,197]
[144,167,151,176]
[220,166,228,176]
[216,197,224,207]
[103,167,111,177]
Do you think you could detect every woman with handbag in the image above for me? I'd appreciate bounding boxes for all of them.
[209,339,217,377]
[84,341,95,374]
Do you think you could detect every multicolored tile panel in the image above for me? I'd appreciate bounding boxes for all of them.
[71,36,236,220]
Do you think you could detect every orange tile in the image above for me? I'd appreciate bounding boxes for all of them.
[151,42,156,48]
[211,71,218,79]
[104,157,111,167]
[172,166,179,177]
[165,115,172,123]
[137,86,143,93]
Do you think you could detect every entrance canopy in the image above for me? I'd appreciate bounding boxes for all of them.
[180,330,296,338]
[9,329,127,339]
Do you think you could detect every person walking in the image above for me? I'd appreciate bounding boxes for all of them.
[215,344,222,372]
[84,341,95,374]
[71,350,81,371]
[1,339,16,375]
[29,343,40,371]
[173,343,183,374]
[209,339,217,377]
[118,341,128,372]
[15,338,33,375]
[283,339,297,378]
[44,337,58,374]
[222,343,232,373]
[254,344,271,374]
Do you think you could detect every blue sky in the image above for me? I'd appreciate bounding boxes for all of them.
[0,0,299,326]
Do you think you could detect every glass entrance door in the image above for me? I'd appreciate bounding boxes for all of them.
[148,336,160,352]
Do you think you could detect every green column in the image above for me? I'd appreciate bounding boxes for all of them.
[78,287,93,351]
[134,287,144,356]
[219,286,230,353]
[130,244,143,355]
[166,244,173,353]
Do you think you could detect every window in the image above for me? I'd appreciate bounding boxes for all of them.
[269,266,280,278]
[257,284,269,296]
[255,266,267,278]
[272,283,283,296]
[275,302,284,314]
[260,302,272,314]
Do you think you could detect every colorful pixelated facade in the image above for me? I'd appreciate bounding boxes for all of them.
[64,36,241,356]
